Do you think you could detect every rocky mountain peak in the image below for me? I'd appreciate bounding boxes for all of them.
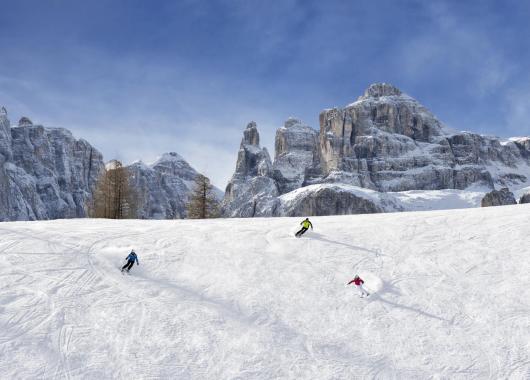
[221,122,278,217]
[0,106,7,116]
[152,152,185,165]
[242,121,260,146]
[151,152,196,180]
[273,118,319,194]
[128,151,215,219]
[361,83,402,99]
[284,117,304,129]
[275,118,317,156]
[18,117,33,127]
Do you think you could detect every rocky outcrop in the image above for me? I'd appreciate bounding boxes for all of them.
[0,108,105,221]
[273,118,319,194]
[0,108,12,161]
[519,193,530,204]
[221,122,279,217]
[481,188,517,207]
[278,185,384,216]
[128,152,219,219]
[233,122,273,177]
[511,137,530,159]
[317,83,529,192]
[222,83,530,217]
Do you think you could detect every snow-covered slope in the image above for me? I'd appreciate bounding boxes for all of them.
[1,206,529,378]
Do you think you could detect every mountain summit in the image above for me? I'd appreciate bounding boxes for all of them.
[221,83,530,217]
[359,82,402,98]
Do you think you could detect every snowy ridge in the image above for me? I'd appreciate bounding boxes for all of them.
[149,151,187,167]
[0,206,529,378]
[278,183,487,213]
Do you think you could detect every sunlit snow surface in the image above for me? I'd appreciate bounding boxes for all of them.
[0,207,529,379]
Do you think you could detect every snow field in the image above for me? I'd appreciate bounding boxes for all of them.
[0,205,529,379]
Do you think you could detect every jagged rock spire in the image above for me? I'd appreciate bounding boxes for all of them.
[0,106,7,116]
[221,121,278,217]
[234,121,271,177]
[242,121,260,146]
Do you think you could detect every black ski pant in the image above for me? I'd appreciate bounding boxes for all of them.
[296,227,308,237]
[122,260,135,271]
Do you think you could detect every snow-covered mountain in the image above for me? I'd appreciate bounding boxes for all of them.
[0,106,221,221]
[222,83,530,217]
[0,108,105,221]
[1,205,529,378]
[128,152,222,219]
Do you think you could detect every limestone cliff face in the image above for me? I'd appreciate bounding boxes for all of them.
[221,84,530,217]
[0,105,222,221]
[221,122,279,217]
[0,107,11,161]
[273,118,319,194]
[0,108,105,221]
[317,84,530,192]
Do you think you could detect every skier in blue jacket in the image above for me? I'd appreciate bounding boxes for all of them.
[121,250,139,273]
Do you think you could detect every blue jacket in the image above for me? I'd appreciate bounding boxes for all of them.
[126,252,139,264]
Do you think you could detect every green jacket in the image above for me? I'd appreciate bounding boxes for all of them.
[301,220,312,229]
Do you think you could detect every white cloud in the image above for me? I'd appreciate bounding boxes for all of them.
[0,45,295,190]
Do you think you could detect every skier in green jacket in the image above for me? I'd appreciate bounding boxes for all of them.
[295,218,313,238]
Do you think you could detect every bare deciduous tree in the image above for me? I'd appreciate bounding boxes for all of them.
[186,174,219,219]
[89,160,138,219]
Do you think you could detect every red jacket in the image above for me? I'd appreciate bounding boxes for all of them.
[348,278,364,286]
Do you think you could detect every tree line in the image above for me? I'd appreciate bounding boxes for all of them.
[88,160,220,219]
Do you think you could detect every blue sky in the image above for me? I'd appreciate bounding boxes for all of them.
[1,0,530,188]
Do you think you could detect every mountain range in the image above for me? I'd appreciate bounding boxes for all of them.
[0,110,217,221]
[1,83,530,221]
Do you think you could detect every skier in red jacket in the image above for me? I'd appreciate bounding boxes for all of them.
[348,275,370,297]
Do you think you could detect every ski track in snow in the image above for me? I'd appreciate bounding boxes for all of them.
[0,207,529,379]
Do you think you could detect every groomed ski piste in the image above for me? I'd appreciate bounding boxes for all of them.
[1,205,529,379]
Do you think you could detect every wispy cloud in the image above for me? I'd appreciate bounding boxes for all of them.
[399,3,514,97]
[1,0,530,188]
[0,46,286,188]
